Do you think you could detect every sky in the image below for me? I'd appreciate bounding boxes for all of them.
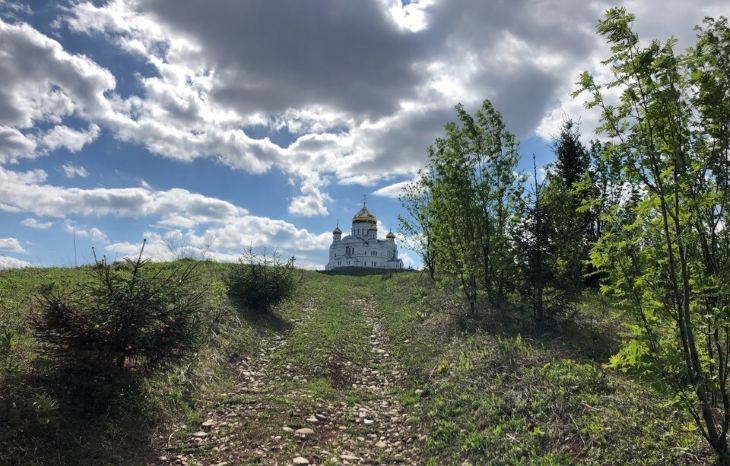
[0,0,726,270]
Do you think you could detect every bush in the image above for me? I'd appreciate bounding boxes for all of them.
[226,247,296,312]
[33,241,204,377]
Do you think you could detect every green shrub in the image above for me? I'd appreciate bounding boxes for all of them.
[32,242,204,377]
[226,247,296,312]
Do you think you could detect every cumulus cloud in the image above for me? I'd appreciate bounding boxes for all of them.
[0,166,247,224]
[21,217,54,229]
[0,237,28,254]
[61,162,89,178]
[288,172,332,217]
[5,0,725,212]
[47,0,609,212]
[0,126,36,162]
[105,220,331,269]
[0,255,32,269]
[64,223,108,243]
[1,0,726,270]
[42,124,101,153]
[0,18,115,128]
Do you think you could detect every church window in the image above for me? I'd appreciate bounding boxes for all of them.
[347,261,350,265]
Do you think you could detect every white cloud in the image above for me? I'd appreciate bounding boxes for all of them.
[0,166,247,225]
[0,237,28,254]
[0,255,32,269]
[0,18,115,128]
[0,126,36,162]
[378,0,432,32]
[61,162,89,178]
[399,251,420,270]
[42,124,100,153]
[63,223,109,243]
[105,220,332,269]
[21,217,54,229]
[0,203,22,213]
[372,180,411,199]
[288,172,332,217]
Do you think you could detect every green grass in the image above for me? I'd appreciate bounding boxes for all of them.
[0,260,265,465]
[373,272,712,465]
[0,263,718,465]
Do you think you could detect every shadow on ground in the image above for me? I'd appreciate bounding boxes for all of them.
[234,304,294,334]
[1,372,157,466]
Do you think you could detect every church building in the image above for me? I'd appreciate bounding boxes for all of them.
[325,203,404,271]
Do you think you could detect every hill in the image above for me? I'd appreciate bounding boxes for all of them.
[0,263,711,465]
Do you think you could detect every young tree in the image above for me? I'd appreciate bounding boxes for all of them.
[576,9,730,462]
[398,170,437,279]
[544,119,592,292]
[516,155,550,323]
[419,100,523,313]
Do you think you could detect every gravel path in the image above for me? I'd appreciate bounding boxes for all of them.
[152,296,423,466]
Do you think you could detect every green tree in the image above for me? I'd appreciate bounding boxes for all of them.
[419,100,523,313]
[34,242,204,376]
[398,169,437,279]
[516,155,550,322]
[542,118,593,296]
[514,119,595,324]
[576,9,730,462]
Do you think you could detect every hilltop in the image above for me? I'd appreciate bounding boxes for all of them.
[0,263,711,465]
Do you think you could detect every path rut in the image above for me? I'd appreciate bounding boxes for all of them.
[153,293,423,466]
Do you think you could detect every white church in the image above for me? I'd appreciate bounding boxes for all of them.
[325,203,404,271]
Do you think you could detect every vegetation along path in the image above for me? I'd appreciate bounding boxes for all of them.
[154,274,424,466]
[1,266,716,465]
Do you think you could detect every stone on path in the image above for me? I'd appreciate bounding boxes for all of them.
[293,457,310,465]
[295,427,315,437]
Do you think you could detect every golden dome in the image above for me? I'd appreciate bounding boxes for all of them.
[333,226,342,234]
[352,206,377,225]
[386,231,396,239]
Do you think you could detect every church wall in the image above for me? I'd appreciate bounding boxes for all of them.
[324,207,404,271]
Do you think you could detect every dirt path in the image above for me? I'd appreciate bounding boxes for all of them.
[153,293,423,466]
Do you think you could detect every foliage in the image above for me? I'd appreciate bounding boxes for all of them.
[398,170,437,279]
[544,118,594,291]
[33,241,205,377]
[374,273,711,465]
[411,100,524,313]
[0,328,58,436]
[226,246,296,312]
[576,9,730,463]
[517,155,559,323]
[516,119,597,322]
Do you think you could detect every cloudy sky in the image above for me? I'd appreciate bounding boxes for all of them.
[0,0,726,269]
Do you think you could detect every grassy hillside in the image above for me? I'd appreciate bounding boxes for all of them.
[0,263,712,465]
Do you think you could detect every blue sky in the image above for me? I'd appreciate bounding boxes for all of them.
[0,0,725,269]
